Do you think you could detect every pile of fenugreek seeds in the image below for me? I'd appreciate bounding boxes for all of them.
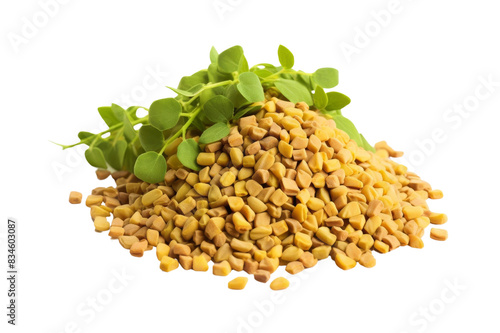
[69,96,448,291]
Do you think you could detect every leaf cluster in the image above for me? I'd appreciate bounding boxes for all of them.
[56,45,374,183]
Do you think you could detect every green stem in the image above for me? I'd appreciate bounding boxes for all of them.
[160,106,202,154]
[59,116,148,149]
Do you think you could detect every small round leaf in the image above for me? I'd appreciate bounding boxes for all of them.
[313,86,328,110]
[278,45,294,69]
[149,98,182,131]
[85,147,107,169]
[274,79,313,105]
[326,92,351,110]
[237,72,265,103]
[177,139,201,171]
[134,151,167,184]
[139,125,164,151]
[312,68,339,88]
[204,95,234,123]
[218,45,244,73]
[199,122,230,144]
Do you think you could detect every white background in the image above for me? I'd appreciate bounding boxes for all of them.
[1,0,499,332]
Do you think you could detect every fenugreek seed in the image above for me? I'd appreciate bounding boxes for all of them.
[213,260,232,276]
[254,269,271,283]
[254,152,275,170]
[248,197,268,213]
[69,191,82,204]
[312,245,331,260]
[252,169,270,184]
[228,277,248,290]
[220,171,236,187]
[280,177,300,196]
[334,253,357,270]
[270,277,290,290]
[430,228,448,241]
[193,255,209,271]
[160,256,179,272]
[119,235,139,249]
[299,251,318,268]
[359,251,376,268]
[281,246,304,261]
[94,216,110,232]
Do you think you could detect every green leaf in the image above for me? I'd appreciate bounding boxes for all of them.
[238,55,249,73]
[233,104,262,120]
[204,95,234,123]
[225,84,248,109]
[139,125,164,151]
[278,45,294,69]
[360,133,375,152]
[312,68,339,88]
[98,106,121,127]
[167,86,197,97]
[314,86,328,110]
[237,72,265,103]
[252,68,274,78]
[123,145,137,173]
[178,70,208,91]
[134,151,167,184]
[126,106,141,120]
[218,45,243,74]
[208,63,233,83]
[85,147,107,169]
[199,122,230,144]
[111,104,126,120]
[149,98,182,131]
[210,46,218,64]
[332,114,362,145]
[106,141,127,170]
[325,92,351,110]
[177,138,201,171]
[274,79,313,105]
[78,131,96,141]
[122,113,136,142]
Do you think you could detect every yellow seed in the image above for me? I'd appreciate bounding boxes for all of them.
[220,171,236,187]
[408,234,425,248]
[270,277,290,290]
[193,255,209,271]
[278,141,293,158]
[228,277,248,290]
[428,190,443,199]
[292,204,308,222]
[334,253,357,270]
[429,213,448,225]
[230,148,244,167]
[294,232,312,250]
[338,202,361,219]
[156,243,170,261]
[374,240,390,253]
[430,228,448,241]
[197,152,216,166]
[311,245,331,260]
[213,260,232,276]
[233,212,252,233]
[160,256,179,272]
[118,235,139,249]
[281,116,300,130]
[306,197,325,211]
[94,216,110,232]
[403,206,424,220]
[141,189,163,206]
[281,246,304,261]
[358,234,375,251]
[316,227,337,246]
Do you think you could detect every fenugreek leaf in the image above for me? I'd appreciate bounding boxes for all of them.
[278,45,294,69]
[312,68,339,88]
[313,86,328,110]
[178,70,208,91]
[210,46,218,64]
[167,86,197,97]
[237,72,265,103]
[98,106,121,127]
[199,122,230,144]
[149,98,182,131]
[122,113,136,142]
[233,104,262,120]
[139,125,164,151]
[177,138,201,171]
[218,45,243,74]
[238,55,249,73]
[360,133,375,152]
[325,92,351,110]
[85,147,107,169]
[204,95,234,123]
[106,141,127,170]
[274,79,313,105]
[134,151,167,184]
[332,114,362,145]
